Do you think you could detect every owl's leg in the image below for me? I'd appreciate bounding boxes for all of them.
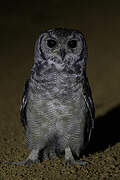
[43,146,57,160]
[9,148,40,165]
[43,149,49,160]
[65,146,75,165]
[49,147,57,160]
[65,147,87,165]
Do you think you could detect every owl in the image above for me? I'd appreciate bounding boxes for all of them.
[12,28,95,165]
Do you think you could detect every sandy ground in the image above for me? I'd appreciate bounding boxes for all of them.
[0,1,120,179]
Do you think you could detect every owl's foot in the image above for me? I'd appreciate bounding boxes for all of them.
[49,149,57,160]
[8,159,40,165]
[8,148,40,165]
[65,147,88,166]
[73,160,88,165]
[65,146,75,165]
[43,148,57,160]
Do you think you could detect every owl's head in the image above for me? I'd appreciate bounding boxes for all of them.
[34,28,87,74]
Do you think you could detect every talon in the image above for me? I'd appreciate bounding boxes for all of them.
[73,160,88,165]
[65,159,75,166]
[65,146,75,165]
[8,159,40,165]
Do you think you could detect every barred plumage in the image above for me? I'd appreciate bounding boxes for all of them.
[13,28,95,165]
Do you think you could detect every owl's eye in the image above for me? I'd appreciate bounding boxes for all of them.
[67,40,77,49]
[47,39,57,48]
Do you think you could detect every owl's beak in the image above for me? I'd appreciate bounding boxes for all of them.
[60,48,66,60]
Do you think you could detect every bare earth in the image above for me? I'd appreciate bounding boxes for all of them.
[0,1,120,179]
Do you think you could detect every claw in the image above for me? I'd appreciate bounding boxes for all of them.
[65,146,88,166]
[65,159,75,166]
[8,159,40,165]
[65,159,88,166]
[65,146,75,165]
[73,160,88,165]
[8,148,40,165]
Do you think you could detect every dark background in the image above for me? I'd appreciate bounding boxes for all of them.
[0,1,120,179]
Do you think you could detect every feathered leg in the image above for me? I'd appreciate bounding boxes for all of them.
[9,148,40,165]
[65,146,87,165]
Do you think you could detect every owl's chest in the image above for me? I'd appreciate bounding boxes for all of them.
[32,70,83,108]
[28,73,85,134]
[30,71,83,115]
[37,71,81,99]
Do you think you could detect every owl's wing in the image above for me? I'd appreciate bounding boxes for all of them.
[20,79,29,129]
[82,76,95,141]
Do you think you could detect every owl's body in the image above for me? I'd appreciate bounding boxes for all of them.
[14,28,95,165]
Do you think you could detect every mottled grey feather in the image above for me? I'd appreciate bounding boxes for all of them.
[82,76,95,142]
[20,79,29,129]
[14,28,95,165]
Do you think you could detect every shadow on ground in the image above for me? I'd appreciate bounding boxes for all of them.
[86,105,120,154]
